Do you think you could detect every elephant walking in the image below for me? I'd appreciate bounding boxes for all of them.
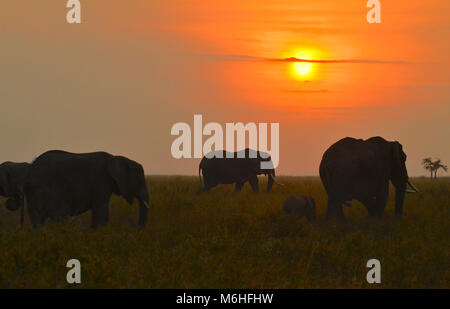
[199,149,282,192]
[0,162,30,225]
[25,150,150,228]
[319,137,418,220]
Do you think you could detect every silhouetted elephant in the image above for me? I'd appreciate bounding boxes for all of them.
[0,162,30,225]
[319,136,418,219]
[24,150,149,229]
[199,149,282,192]
[282,196,316,221]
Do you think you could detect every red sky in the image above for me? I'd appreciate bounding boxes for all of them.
[0,1,449,175]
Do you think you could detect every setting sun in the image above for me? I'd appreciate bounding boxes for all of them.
[294,62,313,76]
[293,51,314,77]
[284,48,322,80]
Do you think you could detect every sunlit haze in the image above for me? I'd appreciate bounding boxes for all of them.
[0,0,448,176]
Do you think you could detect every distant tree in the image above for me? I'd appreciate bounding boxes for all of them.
[422,158,434,178]
[432,159,448,179]
[422,158,448,179]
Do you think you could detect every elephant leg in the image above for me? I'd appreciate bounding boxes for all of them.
[235,181,244,192]
[202,175,216,192]
[305,197,316,221]
[326,195,346,220]
[203,184,212,192]
[91,202,110,229]
[367,206,376,218]
[27,202,44,228]
[203,180,217,192]
[335,203,344,218]
[26,191,46,228]
[364,198,378,218]
[19,196,25,226]
[326,197,338,220]
[50,200,70,223]
[248,175,259,192]
[374,184,389,219]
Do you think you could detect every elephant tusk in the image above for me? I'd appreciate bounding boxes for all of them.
[143,201,150,208]
[270,174,284,186]
[406,189,417,194]
[407,180,419,193]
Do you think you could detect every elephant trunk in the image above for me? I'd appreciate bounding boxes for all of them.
[138,199,149,227]
[394,184,406,217]
[20,199,25,226]
[5,196,25,226]
[267,169,274,192]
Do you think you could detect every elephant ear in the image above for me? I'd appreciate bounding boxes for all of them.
[390,141,408,186]
[107,156,133,204]
[258,152,273,171]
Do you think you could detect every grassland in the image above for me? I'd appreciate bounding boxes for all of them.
[0,176,448,288]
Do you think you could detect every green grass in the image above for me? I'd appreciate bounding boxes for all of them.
[0,176,448,288]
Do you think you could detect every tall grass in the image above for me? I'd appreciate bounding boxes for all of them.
[0,176,448,288]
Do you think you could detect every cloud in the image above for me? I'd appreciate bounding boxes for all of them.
[195,54,413,65]
[401,85,450,91]
[268,57,413,64]
[284,89,334,94]
[194,54,260,62]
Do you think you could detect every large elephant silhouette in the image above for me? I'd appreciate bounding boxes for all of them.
[25,150,149,229]
[199,149,282,192]
[0,161,30,225]
[319,137,418,219]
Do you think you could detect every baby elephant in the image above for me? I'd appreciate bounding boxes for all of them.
[282,196,316,221]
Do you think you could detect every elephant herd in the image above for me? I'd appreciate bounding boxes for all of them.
[0,136,418,229]
[1,151,149,229]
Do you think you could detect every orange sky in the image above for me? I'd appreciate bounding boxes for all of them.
[0,1,449,176]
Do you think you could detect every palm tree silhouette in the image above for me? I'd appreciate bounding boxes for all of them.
[422,158,434,178]
[432,159,448,179]
[422,158,448,179]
